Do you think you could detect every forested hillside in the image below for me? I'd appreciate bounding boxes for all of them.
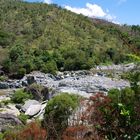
[0,0,140,78]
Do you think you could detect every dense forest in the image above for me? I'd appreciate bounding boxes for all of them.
[0,0,140,78]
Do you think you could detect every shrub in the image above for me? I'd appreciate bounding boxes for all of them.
[44,93,80,139]
[11,89,33,104]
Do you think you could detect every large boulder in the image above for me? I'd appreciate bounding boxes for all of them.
[0,113,22,132]
[22,99,40,112]
[25,104,42,117]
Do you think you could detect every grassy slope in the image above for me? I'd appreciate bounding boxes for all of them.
[0,0,139,76]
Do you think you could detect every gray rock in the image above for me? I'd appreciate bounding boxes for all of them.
[0,104,20,116]
[25,104,42,116]
[0,82,9,89]
[34,102,47,120]
[0,113,22,132]
[22,100,40,112]
[15,104,22,110]
[27,76,36,85]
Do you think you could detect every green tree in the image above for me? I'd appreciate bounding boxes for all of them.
[41,60,58,75]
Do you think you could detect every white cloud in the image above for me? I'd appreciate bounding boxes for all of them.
[43,0,52,4]
[65,3,106,18]
[65,3,118,23]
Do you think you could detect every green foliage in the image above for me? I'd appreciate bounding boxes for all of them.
[0,0,139,77]
[0,99,12,106]
[18,113,29,124]
[107,70,140,139]
[17,68,26,79]
[108,87,135,105]
[11,89,33,103]
[0,48,8,64]
[129,71,140,94]
[126,54,140,62]
[108,88,121,103]
[0,75,8,81]
[44,93,80,139]
[121,65,140,94]
[0,133,4,140]
[45,93,79,116]
[41,60,58,75]
[0,30,13,46]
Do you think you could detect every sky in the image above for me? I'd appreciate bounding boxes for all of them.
[26,0,140,25]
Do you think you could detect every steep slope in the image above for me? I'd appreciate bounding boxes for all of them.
[0,0,139,78]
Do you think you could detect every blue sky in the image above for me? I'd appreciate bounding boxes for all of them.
[26,0,140,25]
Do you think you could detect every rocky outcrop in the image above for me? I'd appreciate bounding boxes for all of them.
[21,100,47,118]
[0,113,22,132]
[22,100,40,112]
[25,104,42,116]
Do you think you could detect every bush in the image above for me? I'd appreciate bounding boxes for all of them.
[11,89,33,104]
[44,93,80,139]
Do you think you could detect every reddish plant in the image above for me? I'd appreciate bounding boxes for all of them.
[4,122,47,140]
[62,126,87,140]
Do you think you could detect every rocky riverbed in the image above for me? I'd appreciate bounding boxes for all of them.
[0,63,134,97]
[23,71,129,98]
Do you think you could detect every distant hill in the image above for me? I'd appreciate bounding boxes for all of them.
[0,0,140,78]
